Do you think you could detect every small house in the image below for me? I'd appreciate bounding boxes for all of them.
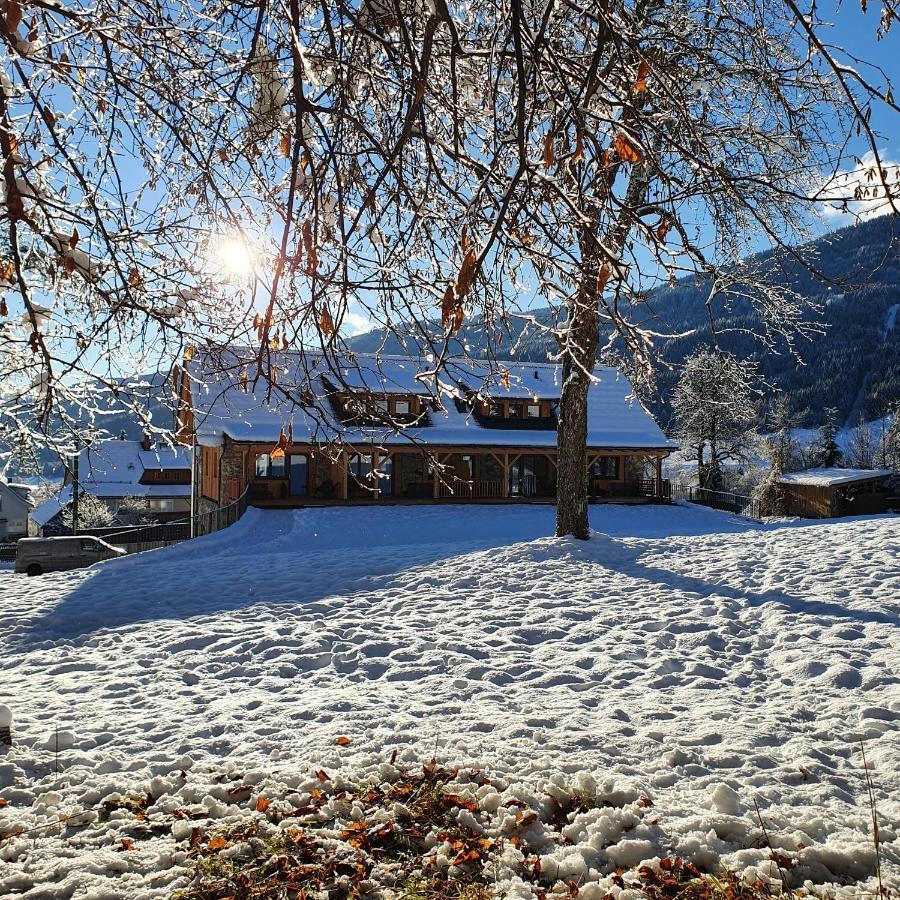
[777,468,893,518]
[0,480,34,540]
[31,436,192,533]
[176,348,675,518]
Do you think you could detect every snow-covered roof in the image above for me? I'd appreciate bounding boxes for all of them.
[0,480,33,509]
[185,348,674,451]
[30,489,70,528]
[778,467,893,487]
[29,441,192,527]
[75,441,190,486]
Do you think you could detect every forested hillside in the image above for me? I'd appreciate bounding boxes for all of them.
[350,216,900,429]
[647,215,900,428]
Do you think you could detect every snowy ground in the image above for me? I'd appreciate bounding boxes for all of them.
[0,503,898,897]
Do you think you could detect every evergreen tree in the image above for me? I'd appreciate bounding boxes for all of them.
[755,395,801,515]
[878,406,900,471]
[809,409,843,468]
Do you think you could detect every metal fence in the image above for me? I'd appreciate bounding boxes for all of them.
[672,483,761,520]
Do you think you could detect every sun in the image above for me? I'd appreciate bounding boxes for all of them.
[212,235,256,278]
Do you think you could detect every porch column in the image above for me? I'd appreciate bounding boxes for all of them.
[655,455,663,499]
[502,453,509,498]
[342,451,349,500]
[432,453,440,499]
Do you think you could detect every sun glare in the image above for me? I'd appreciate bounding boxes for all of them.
[213,235,256,278]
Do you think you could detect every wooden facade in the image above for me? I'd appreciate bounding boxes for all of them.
[781,477,890,519]
[193,437,670,510]
[177,350,675,514]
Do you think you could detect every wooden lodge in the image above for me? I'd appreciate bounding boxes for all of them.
[777,468,893,519]
[175,349,675,517]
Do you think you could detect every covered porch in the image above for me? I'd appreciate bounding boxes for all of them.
[244,444,670,505]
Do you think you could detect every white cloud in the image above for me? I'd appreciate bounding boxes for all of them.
[342,310,373,336]
[817,151,900,222]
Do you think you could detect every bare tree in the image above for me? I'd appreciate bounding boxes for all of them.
[2,0,897,538]
[846,416,875,469]
[672,349,759,489]
[61,491,112,530]
[216,0,899,537]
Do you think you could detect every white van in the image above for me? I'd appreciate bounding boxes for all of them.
[15,536,127,576]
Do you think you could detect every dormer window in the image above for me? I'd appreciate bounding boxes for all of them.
[395,399,410,416]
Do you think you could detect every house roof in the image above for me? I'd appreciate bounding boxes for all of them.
[778,467,893,487]
[184,348,674,451]
[75,441,190,485]
[0,480,33,509]
[29,441,192,527]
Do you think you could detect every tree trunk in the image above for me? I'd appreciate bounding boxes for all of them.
[555,272,599,540]
[555,162,649,539]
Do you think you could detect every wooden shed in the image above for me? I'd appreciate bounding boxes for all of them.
[777,468,893,519]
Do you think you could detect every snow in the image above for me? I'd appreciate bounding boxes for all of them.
[0,503,898,897]
[778,467,892,487]
[188,349,674,450]
[29,441,191,527]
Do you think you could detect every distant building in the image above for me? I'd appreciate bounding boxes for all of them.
[777,468,893,518]
[175,348,675,516]
[0,480,33,540]
[30,436,192,533]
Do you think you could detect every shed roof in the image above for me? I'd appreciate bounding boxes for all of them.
[778,467,893,487]
[184,349,674,452]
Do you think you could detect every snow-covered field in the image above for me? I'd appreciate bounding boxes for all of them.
[1,503,898,897]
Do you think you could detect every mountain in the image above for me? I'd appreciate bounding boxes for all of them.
[4,374,175,479]
[348,215,900,429]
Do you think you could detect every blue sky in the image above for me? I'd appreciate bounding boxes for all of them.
[825,3,898,158]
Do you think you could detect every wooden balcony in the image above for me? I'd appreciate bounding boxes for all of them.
[437,479,503,499]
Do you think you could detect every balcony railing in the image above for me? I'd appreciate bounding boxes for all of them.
[590,478,670,500]
[437,479,503,499]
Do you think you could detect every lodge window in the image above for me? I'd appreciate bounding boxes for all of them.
[526,404,541,418]
[592,457,619,480]
[377,456,394,495]
[395,399,410,416]
[508,403,522,418]
[373,399,389,414]
[255,452,285,479]
[150,499,175,513]
[349,453,374,481]
[489,402,504,417]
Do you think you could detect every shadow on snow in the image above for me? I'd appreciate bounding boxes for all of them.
[8,504,897,646]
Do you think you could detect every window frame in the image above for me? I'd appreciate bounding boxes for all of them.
[593,456,620,480]
[254,452,286,479]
